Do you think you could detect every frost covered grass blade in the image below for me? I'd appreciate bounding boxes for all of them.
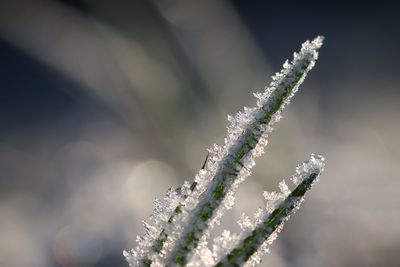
[123,36,325,267]
[215,154,325,267]
[166,36,324,266]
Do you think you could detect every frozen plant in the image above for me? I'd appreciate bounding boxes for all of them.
[124,36,326,267]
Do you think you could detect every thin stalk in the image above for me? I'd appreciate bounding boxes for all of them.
[139,155,208,266]
[168,38,322,266]
[124,36,324,267]
[215,171,320,267]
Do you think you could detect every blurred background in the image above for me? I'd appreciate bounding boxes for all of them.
[1,0,399,266]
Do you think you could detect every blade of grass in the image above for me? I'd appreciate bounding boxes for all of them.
[215,161,323,267]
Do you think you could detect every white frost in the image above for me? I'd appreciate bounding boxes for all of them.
[124,36,324,267]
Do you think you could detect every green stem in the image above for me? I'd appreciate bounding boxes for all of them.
[215,172,319,267]
[170,59,312,266]
[140,155,208,266]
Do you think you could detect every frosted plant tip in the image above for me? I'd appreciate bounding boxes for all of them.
[310,153,325,171]
[290,153,325,186]
[313,35,325,46]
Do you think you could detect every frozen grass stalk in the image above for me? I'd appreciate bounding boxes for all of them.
[124,36,326,267]
[215,154,325,266]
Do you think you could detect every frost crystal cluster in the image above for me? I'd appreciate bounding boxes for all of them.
[124,36,326,267]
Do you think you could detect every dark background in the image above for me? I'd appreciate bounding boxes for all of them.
[1,1,399,266]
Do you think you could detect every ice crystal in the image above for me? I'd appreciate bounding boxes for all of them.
[238,213,253,232]
[124,36,325,267]
[278,180,290,197]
